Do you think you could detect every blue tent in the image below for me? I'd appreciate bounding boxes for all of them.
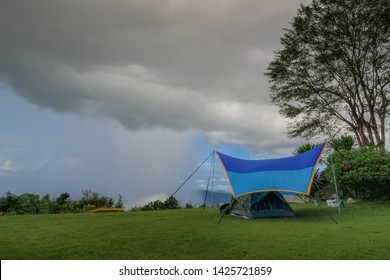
[217,142,327,218]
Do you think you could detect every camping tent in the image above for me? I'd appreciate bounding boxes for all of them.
[228,191,296,219]
[217,142,327,219]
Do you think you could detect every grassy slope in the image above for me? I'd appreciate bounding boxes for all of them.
[0,203,389,260]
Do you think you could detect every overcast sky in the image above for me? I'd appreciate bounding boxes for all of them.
[0,0,314,207]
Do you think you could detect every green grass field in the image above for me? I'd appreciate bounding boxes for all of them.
[0,203,389,260]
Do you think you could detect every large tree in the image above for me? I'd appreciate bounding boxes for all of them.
[266,0,390,148]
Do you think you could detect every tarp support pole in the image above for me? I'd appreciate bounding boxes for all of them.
[217,211,226,224]
[171,151,215,197]
[329,152,341,215]
[217,198,235,224]
[301,194,339,224]
[210,152,215,213]
[203,151,215,211]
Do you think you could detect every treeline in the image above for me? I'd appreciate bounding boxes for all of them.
[0,189,124,215]
[0,189,193,215]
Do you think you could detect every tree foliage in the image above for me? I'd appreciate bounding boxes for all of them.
[114,194,124,209]
[330,135,357,151]
[293,143,317,156]
[266,0,390,148]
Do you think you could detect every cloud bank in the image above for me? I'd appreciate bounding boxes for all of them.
[0,0,309,153]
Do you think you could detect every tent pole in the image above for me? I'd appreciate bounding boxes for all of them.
[202,151,215,210]
[171,151,215,198]
[326,133,341,215]
[329,152,341,215]
[210,151,216,213]
[217,211,226,224]
[217,198,235,224]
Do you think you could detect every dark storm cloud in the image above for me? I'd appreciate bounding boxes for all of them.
[0,0,309,152]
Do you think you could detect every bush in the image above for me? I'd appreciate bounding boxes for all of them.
[130,196,181,211]
[78,189,114,209]
[326,147,390,201]
[163,196,180,209]
[185,203,194,209]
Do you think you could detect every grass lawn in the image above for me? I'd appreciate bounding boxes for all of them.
[0,203,389,260]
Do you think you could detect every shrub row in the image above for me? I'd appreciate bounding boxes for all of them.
[325,147,390,201]
[0,190,124,215]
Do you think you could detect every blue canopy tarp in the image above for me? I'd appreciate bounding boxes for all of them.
[217,142,327,198]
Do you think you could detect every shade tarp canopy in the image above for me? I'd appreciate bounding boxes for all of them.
[217,142,327,198]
